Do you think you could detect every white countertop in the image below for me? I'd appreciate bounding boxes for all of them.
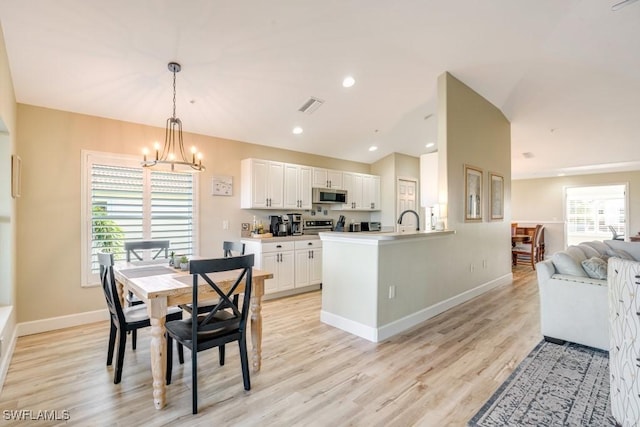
[241,234,321,243]
[319,229,455,242]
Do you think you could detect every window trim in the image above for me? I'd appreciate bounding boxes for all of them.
[81,150,199,287]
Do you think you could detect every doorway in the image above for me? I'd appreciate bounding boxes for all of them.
[565,184,627,246]
[397,178,418,230]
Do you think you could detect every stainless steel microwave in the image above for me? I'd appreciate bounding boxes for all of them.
[312,187,347,204]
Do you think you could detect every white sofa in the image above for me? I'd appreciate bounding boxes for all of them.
[536,239,640,351]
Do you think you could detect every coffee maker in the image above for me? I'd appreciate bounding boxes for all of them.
[269,215,289,236]
[287,213,303,235]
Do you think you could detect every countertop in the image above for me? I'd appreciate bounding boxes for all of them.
[319,229,455,242]
[241,234,321,243]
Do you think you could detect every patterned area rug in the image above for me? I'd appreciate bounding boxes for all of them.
[469,340,616,426]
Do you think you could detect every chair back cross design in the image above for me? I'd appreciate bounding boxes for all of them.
[124,240,170,262]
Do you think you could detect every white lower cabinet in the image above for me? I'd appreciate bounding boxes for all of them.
[243,238,321,296]
[294,239,323,288]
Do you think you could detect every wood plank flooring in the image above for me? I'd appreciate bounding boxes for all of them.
[0,266,540,426]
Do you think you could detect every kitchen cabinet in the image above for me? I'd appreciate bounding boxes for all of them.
[246,241,295,294]
[284,163,312,210]
[339,172,381,211]
[312,167,343,189]
[241,158,284,209]
[294,239,322,287]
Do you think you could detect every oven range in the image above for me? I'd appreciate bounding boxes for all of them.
[303,219,334,235]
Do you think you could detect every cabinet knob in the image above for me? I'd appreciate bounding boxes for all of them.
[276,245,282,248]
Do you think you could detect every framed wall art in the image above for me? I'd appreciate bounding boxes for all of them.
[211,175,233,196]
[489,172,504,221]
[464,164,483,222]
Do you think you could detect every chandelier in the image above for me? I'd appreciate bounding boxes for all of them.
[141,62,205,172]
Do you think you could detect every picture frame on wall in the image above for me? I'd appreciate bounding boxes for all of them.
[489,172,504,221]
[211,175,233,196]
[11,154,21,198]
[464,164,483,222]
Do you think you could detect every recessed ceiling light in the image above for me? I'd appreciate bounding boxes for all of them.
[558,173,566,177]
[426,142,435,148]
[342,76,355,88]
[368,146,378,152]
[292,126,303,135]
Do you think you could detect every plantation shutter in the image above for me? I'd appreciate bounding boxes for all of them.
[84,152,196,284]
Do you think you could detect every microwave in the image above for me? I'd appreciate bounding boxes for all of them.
[312,187,347,204]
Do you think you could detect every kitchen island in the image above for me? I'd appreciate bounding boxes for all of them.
[319,229,494,342]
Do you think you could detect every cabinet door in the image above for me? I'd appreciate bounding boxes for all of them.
[267,161,284,208]
[327,169,343,189]
[278,251,295,290]
[295,249,311,288]
[283,163,300,209]
[370,175,381,210]
[340,172,354,210]
[312,168,329,188]
[250,159,269,208]
[309,249,322,285]
[298,166,312,209]
[262,253,279,294]
[352,173,364,209]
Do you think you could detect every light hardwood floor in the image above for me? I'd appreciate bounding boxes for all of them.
[0,266,540,426]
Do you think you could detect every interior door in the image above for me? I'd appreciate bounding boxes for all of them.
[397,178,418,229]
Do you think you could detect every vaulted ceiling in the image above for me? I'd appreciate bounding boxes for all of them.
[1,0,639,179]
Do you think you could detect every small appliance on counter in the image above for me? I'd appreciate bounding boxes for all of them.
[287,213,303,235]
[334,215,346,232]
[303,219,334,234]
[269,215,289,236]
[361,221,381,232]
[349,221,361,232]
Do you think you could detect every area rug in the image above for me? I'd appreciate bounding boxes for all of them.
[468,340,616,426]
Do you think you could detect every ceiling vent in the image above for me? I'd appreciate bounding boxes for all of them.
[298,96,324,114]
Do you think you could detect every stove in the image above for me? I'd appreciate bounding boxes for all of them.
[303,219,334,235]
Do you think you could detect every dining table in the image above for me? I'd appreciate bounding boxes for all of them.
[511,234,531,246]
[113,259,273,409]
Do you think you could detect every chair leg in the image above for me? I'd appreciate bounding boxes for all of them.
[192,349,198,414]
[107,322,116,366]
[238,338,251,391]
[178,343,184,364]
[114,328,127,384]
[166,335,173,385]
[219,345,225,366]
[132,329,137,350]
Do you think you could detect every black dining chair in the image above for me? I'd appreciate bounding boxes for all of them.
[179,241,246,316]
[166,254,255,414]
[98,251,184,384]
[124,240,171,306]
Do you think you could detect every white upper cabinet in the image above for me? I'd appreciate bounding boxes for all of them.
[338,172,380,211]
[312,167,343,189]
[284,163,312,210]
[241,158,284,209]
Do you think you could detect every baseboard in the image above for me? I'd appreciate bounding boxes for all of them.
[16,309,109,337]
[321,272,513,343]
[263,284,321,301]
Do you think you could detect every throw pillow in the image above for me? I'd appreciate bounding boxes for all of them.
[552,251,588,277]
[576,244,600,259]
[606,248,635,261]
[581,257,608,280]
[580,240,610,257]
[566,246,587,262]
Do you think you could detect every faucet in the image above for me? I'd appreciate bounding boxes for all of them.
[397,209,420,231]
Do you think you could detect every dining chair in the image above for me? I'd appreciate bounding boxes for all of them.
[512,224,545,269]
[166,254,255,414]
[98,251,184,384]
[179,241,246,316]
[124,240,171,306]
[608,225,625,241]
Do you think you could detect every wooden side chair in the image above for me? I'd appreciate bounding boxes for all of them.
[124,240,170,306]
[98,251,183,384]
[512,224,545,269]
[166,254,255,414]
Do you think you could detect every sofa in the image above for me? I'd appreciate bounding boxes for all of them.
[536,239,640,350]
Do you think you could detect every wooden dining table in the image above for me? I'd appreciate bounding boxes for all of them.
[113,260,273,410]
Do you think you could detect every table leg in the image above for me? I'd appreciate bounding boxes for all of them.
[146,297,168,409]
[249,279,263,372]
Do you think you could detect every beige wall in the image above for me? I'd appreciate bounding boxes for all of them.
[512,172,640,257]
[15,104,375,323]
[438,72,512,297]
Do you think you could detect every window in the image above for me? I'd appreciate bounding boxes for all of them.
[81,151,198,286]
[565,184,626,247]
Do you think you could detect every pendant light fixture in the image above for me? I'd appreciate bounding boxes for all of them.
[141,62,205,172]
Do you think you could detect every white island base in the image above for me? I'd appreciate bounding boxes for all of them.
[319,230,511,342]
